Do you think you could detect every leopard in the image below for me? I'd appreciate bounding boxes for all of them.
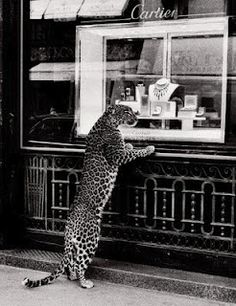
[22,104,155,289]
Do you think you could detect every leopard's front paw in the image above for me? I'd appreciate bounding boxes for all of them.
[146,145,155,155]
[125,143,133,150]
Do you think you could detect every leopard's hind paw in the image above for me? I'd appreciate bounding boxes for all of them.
[80,279,94,289]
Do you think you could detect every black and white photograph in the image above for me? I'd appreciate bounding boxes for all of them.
[0,0,236,305]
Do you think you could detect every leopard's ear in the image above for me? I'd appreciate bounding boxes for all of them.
[106,105,116,115]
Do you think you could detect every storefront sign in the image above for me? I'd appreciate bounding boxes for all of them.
[131,4,176,20]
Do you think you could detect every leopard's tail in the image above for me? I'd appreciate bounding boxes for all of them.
[22,261,65,288]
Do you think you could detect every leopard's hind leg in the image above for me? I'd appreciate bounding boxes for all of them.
[71,236,98,289]
[63,244,78,281]
[74,262,94,289]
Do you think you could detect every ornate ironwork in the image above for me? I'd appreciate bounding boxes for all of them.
[24,154,236,255]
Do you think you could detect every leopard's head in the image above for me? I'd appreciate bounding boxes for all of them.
[104,105,137,127]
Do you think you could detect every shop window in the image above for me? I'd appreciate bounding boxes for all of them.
[22,0,133,148]
[76,18,228,143]
[22,1,230,148]
[23,20,76,147]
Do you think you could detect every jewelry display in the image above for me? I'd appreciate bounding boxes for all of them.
[148,78,180,103]
[148,78,179,118]
[152,105,162,116]
[153,78,170,99]
[115,76,209,131]
[196,107,206,117]
[183,95,198,110]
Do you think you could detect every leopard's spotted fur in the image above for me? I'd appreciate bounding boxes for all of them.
[22,105,155,289]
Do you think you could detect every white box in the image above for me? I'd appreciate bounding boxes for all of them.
[184,95,198,110]
[150,101,176,118]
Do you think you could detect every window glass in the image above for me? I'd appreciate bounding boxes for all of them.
[227,35,236,142]
[170,35,223,133]
[23,0,137,148]
[23,0,78,147]
[106,37,164,107]
[77,20,228,143]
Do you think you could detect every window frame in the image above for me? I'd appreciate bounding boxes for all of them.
[75,17,229,143]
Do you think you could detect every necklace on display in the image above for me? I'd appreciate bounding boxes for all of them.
[153,78,170,99]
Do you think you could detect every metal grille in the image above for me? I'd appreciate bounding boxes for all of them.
[24,156,47,218]
[24,154,83,233]
[24,154,236,254]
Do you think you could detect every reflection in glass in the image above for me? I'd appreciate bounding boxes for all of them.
[171,35,223,129]
[23,14,76,146]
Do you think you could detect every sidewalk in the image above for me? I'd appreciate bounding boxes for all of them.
[0,264,234,306]
[0,249,236,304]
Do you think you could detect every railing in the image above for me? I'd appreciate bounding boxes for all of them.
[24,154,236,255]
[24,155,83,233]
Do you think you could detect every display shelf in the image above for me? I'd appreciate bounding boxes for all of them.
[136,116,206,130]
[137,116,206,121]
[120,126,222,142]
[107,73,163,80]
